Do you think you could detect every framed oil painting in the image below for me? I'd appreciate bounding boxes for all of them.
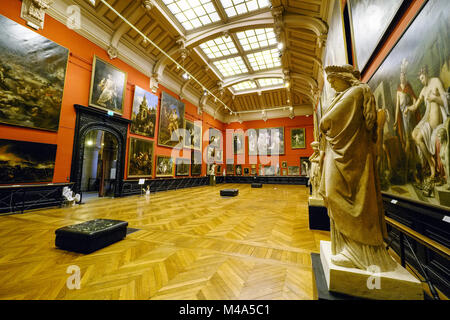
[282,169,287,176]
[348,0,404,72]
[263,166,275,176]
[155,155,174,177]
[247,129,258,156]
[175,158,190,176]
[244,167,249,175]
[233,132,245,155]
[130,86,158,138]
[209,128,222,148]
[127,137,154,178]
[158,92,185,148]
[184,120,195,149]
[0,139,56,183]
[216,165,222,175]
[0,14,69,132]
[183,120,201,151]
[288,166,300,176]
[291,128,306,149]
[191,150,202,176]
[300,157,310,177]
[367,0,450,209]
[89,56,127,115]
[226,164,234,175]
[282,161,287,168]
[235,164,243,176]
[206,145,216,163]
[215,149,223,162]
[193,121,202,151]
[251,167,256,175]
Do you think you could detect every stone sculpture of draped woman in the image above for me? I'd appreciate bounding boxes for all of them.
[319,64,397,272]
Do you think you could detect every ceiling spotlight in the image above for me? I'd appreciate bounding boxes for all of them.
[203,89,207,96]
[289,106,293,111]
[182,72,190,80]
[284,81,290,88]
[277,42,283,50]
[89,0,96,5]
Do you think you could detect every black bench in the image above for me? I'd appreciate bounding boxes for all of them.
[251,183,262,188]
[55,219,128,254]
[220,189,239,197]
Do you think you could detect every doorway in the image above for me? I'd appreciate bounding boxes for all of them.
[81,130,118,198]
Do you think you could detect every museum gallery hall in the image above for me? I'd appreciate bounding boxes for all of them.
[0,0,448,302]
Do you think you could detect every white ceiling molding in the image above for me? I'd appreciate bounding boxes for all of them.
[290,72,318,90]
[225,104,313,123]
[283,12,328,37]
[222,69,284,88]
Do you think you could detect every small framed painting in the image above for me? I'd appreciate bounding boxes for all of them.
[155,156,174,177]
[89,56,127,115]
[291,128,306,149]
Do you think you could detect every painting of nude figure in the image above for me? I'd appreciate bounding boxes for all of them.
[368,0,450,208]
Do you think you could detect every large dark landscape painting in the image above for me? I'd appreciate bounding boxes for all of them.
[368,0,450,208]
[0,139,57,184]
[0,14,69,131]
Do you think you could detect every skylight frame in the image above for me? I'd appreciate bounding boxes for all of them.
[236,28,277,52]
[199,36,239,60]
[220,0,271,18]
[213,56,249,77]
[257,78,284,87]
[232,80,257,91]
[161,0,221,31]
[246,48,282,71]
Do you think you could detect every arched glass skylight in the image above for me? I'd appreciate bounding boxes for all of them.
[236,28,277,51]
[257,78,284,87]
[232,80,257,91]
[247,49,281,71]
[213,56,248,77]
[162,0,221,30]
[199,36,239,59]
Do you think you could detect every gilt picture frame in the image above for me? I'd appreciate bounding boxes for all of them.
[89,55,127,115]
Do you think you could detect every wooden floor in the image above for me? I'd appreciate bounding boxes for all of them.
[0,184,331,300]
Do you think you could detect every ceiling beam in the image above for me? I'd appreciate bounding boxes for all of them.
[222,69,284,88]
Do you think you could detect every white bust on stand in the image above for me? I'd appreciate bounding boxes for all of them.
[62,186,80,206]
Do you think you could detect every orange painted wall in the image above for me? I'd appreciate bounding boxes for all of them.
[225,116,314,174]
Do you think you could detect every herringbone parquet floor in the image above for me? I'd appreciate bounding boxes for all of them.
[0,184,330,300]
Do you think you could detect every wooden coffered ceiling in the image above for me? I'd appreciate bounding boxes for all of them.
[63,0,331,118]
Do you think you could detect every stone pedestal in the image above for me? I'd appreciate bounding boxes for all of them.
[320,241,424,300]
[308,197,329,231]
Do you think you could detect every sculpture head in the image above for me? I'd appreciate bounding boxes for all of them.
[325,64,360,92]
[311,141,319,151]
[418,65,429,85]
[400,72,406,85]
